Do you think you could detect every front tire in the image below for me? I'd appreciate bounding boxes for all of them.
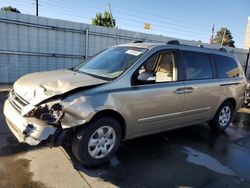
[209,101,234,131]
[72,117,122,167]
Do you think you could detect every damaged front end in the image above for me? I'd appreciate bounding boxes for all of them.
[32,102,64,126]
[4,90,72,146]
[30,101,72,147]
[3,69,108,146]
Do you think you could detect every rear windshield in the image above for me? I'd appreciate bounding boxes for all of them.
[211,54,240,78]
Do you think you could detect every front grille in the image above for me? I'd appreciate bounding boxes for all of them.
[9,90,29,113]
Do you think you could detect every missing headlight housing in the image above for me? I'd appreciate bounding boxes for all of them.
[34,103,64,125]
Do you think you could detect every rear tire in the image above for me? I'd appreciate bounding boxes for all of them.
[72,117,122,167]
[209,101,234,131]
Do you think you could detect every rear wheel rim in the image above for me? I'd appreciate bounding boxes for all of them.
[219,106,231,127]
[88,126,116,159]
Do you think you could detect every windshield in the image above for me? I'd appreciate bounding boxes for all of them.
[73,47,147,80]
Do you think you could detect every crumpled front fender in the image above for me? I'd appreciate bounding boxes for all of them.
[61,96,95,128]
[60,94,121,129]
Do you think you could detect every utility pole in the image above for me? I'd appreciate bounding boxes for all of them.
[108,3,118,44]
[221,28,226,47]
[36,0,38,16]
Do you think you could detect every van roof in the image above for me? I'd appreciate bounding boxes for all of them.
[117,42,234,58]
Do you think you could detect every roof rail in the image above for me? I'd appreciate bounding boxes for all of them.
[219,48,227,53]
[132,40,144,43]
[167,40,180,45]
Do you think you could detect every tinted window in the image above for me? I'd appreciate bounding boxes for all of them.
[184,51,213,80]
[212,54,240,78]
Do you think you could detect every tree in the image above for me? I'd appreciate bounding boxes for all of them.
[1,6,21,13]
[92,11,116,28]
[214,27,235,47]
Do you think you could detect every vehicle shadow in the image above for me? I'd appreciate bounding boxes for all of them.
[62,122,250,188]
[0,134,46,157]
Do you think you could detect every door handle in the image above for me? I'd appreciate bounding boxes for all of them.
[184,87,194,94]
[174,88,186,94]
[174,87,194,94]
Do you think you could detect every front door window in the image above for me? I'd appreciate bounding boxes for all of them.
[136,51,177,84]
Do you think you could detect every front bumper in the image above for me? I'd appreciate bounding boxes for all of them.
[3,99,57,145]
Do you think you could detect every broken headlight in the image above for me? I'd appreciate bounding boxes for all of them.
[34,103,64,125]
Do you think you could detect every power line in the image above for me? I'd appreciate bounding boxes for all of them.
[37,4,208,39]
[0,0,244,43]
[83,0,211,28]
[38,1,210,35]
[54,0,212,33]
[5,0,243,39]
[43,0,244,39]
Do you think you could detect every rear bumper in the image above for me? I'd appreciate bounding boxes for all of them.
[3,99,57,145]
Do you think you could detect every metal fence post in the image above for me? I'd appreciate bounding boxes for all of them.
[85,28,89,60]
[245,48,250,77]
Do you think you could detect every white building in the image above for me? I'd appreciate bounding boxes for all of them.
[243,17,250,49]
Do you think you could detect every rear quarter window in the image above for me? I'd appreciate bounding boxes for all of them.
[211,54,240,78]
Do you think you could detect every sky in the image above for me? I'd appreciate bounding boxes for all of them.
[0,0,249,48]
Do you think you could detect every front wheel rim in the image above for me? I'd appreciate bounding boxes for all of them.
[88,126,116,159]
[219,106,231,127]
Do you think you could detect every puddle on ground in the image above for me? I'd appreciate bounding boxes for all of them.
[0,136,46,188]
[232,109,250,132]
[182,146,236,176]
[0,157,46,188]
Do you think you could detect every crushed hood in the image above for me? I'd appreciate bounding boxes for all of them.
[13,69,108,105]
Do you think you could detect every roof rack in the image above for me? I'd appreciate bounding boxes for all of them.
[219,48,227,53]
[167,40,180,45]
[132,40,144,43]
[166,40,228,53]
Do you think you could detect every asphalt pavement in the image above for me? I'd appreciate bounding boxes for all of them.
[1,91,250,188]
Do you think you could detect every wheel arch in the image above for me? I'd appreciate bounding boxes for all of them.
[209,97,237,123]
[222,98,236,110]
[89,109,127,139]
[208,97,236,131]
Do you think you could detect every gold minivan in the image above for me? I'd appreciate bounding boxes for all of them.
[4,41,247,166]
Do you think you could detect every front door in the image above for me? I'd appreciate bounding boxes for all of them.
[126,50,186,137]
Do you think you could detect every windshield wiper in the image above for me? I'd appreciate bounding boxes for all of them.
[71,68,111,81]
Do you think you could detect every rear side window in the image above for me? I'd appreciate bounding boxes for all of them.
[212,54,240,78]
[183,51,213,80]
